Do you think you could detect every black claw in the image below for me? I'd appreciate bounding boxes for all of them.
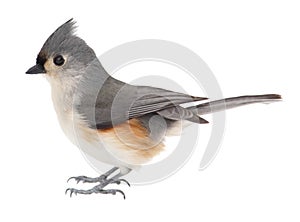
[116,190,126,199]
[65,188,71,196]
[67,177,79,183]
[65,188,75,197]
[119,179,131,187]
[110,178,130,187]
[106,189,126,199]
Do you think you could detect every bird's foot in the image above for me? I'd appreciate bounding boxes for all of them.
[65,184,126,199]
[66,167,130,199]
[67,175,106,184]
[68,175,130,186]
[67,167,122,184]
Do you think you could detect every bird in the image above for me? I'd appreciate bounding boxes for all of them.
[26,19,281,199]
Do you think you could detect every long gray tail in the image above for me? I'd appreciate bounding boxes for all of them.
[188,94,282,115]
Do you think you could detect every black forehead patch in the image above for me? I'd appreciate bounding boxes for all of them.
[36,52,47,66]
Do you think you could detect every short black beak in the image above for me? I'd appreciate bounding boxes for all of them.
[26,64,46,74]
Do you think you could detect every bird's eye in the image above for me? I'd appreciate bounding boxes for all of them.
[53,55,65,66]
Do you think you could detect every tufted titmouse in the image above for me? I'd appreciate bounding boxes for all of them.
[26,19,281,199]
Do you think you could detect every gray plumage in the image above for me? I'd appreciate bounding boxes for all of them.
[188,94,282,115]
[80,76,208,129]
[39,19,97,67]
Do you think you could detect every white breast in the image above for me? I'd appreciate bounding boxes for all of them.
[49,78,78,145]
[47,77,137,169]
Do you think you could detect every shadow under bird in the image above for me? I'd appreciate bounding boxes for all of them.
[26,19,281,199]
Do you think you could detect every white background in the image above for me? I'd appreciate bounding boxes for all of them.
[0,0,299,221]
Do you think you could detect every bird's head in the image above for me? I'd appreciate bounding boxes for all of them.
[26,19,98,80]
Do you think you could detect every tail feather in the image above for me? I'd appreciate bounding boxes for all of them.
[188,94,282,115]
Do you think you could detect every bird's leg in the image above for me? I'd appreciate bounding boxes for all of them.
[65,167,130,199]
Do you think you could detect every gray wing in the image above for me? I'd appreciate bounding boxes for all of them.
[128,85,207,119]
[157,106,209,124]
[76,77,207,129]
